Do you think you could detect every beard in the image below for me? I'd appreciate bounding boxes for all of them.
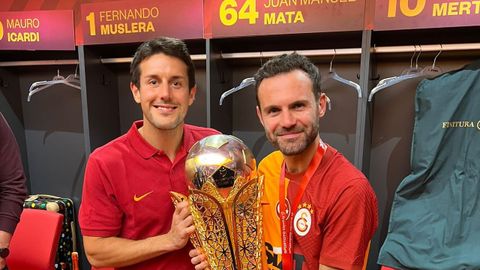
[266,120,319,156]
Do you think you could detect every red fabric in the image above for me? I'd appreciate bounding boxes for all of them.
[79,121,218,270]
[6,209,63,270]
[260,146,378,270]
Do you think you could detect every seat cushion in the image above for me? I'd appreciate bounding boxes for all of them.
[7,208,63,270]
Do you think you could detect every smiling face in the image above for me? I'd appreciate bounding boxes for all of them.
[130,53,196,133]
[256,69,326,156]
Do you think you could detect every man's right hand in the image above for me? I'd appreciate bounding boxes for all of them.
[168,200,195,250]
[189,248,210,270]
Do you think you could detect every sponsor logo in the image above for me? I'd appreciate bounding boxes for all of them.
[294,203,313,236]
[441,120,480,131]
[265,241,305,270]
[133,191,153,202]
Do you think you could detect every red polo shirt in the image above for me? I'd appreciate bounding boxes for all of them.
[79,121,219,270]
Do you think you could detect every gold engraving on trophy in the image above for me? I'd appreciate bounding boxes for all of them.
[171,135,263,270]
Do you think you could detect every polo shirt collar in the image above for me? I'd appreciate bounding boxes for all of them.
[127,121,196,159]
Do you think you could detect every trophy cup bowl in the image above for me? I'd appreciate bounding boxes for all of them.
[185,134,256,196]
[171,134,263,270]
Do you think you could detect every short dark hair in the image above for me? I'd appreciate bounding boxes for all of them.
[130,37,196,90]
[254,52,321,106]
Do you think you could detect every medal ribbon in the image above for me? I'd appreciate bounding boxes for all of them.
[279,143,325,270]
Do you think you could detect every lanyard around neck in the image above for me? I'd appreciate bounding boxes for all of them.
[279,143,326,270]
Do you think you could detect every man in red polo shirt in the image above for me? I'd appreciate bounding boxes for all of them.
[79,37,219,270]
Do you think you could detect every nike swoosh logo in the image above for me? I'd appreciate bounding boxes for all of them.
[133,191,153,202]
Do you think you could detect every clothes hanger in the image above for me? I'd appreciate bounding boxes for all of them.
[27,68,81,102]
[219,51,336,109]
[219,77,255,105]
[369,45,427,102]
[321,49,362,98]
[368,45,444,102]
[219,76,334,112]
[420,44,443,75]
[218,52,267,106]
[370,45,420,97]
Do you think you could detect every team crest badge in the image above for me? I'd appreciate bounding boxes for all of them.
[294,203,313,236]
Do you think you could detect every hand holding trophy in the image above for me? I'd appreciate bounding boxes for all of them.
[170,134,263,270]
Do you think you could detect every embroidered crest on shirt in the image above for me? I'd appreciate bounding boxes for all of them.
[294,203,313,236]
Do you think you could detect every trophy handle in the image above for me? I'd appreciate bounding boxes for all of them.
[169,191,203,250]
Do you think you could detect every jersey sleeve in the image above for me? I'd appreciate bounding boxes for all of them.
[79,155,123,237]
[319,178,378,270]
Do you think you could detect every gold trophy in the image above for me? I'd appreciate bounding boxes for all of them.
[170,134,263,270]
